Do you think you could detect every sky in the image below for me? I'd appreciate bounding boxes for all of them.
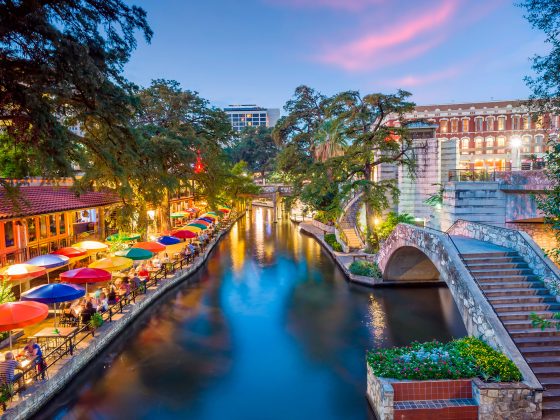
[125,0,548,111]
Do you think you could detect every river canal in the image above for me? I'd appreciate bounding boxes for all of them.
[46,207,466,420]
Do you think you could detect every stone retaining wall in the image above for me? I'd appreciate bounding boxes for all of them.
[366,364,393,420]
[5,212,245,420]
[310,219,335,233]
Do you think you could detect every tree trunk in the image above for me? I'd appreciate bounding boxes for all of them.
[137,201,149,241]
[160,190,171,233]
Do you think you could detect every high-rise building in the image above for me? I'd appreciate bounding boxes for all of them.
[224,105,280,132]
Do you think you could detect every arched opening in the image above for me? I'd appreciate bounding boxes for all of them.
[383,246,440,282]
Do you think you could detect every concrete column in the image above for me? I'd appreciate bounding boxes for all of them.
[98,207,106,240]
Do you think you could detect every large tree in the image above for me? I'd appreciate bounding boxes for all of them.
[228,126,278,180]
[0,0,152,179]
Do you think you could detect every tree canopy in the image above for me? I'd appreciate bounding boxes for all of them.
[228,126,278,178]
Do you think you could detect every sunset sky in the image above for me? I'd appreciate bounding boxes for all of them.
[127,0,546,110]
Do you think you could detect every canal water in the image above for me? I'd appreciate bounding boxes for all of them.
[46,208,466,420]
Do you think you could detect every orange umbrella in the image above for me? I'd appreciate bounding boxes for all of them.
[0,301,49,348]
[133,241,166,253]
[0,264,46,281]
[51,247,87,258]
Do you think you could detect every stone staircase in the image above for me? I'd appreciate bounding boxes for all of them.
[462,249,560,419]
[338,194,364,251]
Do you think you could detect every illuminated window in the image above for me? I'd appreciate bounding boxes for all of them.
[49,215,57,236]
[523,115,530,130]
[27,218,37,242]
[498,117,506,131]
[512,115,521,130]
[497,136,506,147]
[475,118,484,132]
[461,138,470,149]
[4,221,14,248]
[475,137,484,154]
[486,137,494,149]
[486,117,495,131]
[39,216,47,239]
[439,120,448,133]
[59,214,66,234]
[522,135,531,153]
[535,116,543,129]
[462,119,469,132]
[451,119,459,133]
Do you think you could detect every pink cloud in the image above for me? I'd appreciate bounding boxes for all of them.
[265,0,384,12]
[315,0,459,71]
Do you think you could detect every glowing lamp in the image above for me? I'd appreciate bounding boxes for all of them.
[510,136,522,148]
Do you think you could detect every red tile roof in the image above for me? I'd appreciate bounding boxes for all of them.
[0,186,120,220]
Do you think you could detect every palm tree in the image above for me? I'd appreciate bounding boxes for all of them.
[314,120,346,162]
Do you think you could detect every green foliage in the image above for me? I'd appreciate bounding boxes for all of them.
[424,183,444,207]
[89,313,104,330]
[228,127,278,177]
[530,311,560,331]
[0,278,15,305]
[324,233,343,252]
[313,211,337,225]
[367,337,522,382]
[376,212,415,241]
[349,260,381,277]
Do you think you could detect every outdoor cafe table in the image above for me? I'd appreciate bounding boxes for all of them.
[32,326,77,355]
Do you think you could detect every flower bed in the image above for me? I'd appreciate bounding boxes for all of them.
[324,233,343,252]
[349,260,381,277]
[367,337,522,382]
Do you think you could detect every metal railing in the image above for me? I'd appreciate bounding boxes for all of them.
[448,169,497,182]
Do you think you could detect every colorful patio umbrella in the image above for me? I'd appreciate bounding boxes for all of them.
[188,223,208,230]
[0,301,49,348]
[0,264,46,281]
[51,247,87,258]
[157,236,181,246]
[182,226,202,233]
[106,233,141,242]
[61,268,112,284]
[200,215,216,222]
[171,230,197,239]
[89,256,133,272]
[193,220,211,227]
[21,283,85,325]
[170,211,188,218]
[198,217,214,224]
[133,241,166,253]
[26,254,70,269]
[72,241,108,252]
[115,248,154,261]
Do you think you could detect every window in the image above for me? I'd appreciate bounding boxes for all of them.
[451,119,459,133]
[59,214,66,235]
[535,116,544,129]
[462,119,470,132]
[461,138,470,150]
[49,215,57,236]
[475,118,484,132]
[27,218,37,242]
[4,221,14,248]
[439,120,448,133]
[498,116,506,131]
[523,115,530,130]
[486,137,494,149]
[39,216,47,239]
[475,137,484,154]
[522,135,531,153]
[512,115,521,130]
[486,117,495,131]
[497,136,506,147]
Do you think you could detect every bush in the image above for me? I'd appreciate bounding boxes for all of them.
[367,337,522,382]
[349,260,381,277]
[324,233,343,252]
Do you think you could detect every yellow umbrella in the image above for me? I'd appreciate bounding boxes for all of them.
[89,256,133,272]
[72,241,108,252]
[181,226,202,233]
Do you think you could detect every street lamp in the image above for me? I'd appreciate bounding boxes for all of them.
[510,136,522,171]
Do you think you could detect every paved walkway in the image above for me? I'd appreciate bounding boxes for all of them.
[451,236,512,254]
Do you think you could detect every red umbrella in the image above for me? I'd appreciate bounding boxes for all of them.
[60,268,111,284]
[51,247,88,258]
[0,301,49,348]
[133,241,166,253]
[171,230,197,239]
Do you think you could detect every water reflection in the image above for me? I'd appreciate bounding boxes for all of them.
[48,208,466,420]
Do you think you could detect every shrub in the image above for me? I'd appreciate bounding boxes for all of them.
[324,233,343,252]
[367,337,522,383]
[349,260,381,278]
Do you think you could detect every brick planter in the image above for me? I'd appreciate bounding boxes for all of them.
[366,364,542,419]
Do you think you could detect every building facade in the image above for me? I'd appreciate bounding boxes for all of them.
[410,100,554,175]
[224,105,280,132]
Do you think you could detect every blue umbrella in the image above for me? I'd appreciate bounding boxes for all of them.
[157,235,181,246]
[21,283,85,325]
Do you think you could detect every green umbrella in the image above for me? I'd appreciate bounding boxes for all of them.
[115,248,154,261]
[106,233,141,242]
[188,223,208,230]
[170,211,188,218]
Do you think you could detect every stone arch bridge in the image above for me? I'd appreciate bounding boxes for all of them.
[244,184,293,221]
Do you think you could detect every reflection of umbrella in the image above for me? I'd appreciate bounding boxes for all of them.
[157,236,181,246]
[106,233,141,242]
[218,208,230,213]
[205,212,221,217]
[193,220,211,227]
[188,223,207,230]
[171,230,197,239]
[21,283,85,325]
[200,215,216,222]
[89,257,133,272]
[133,242,166,253]
[26,254,69,269]
[51,247,87,258]
[0,264,46,280]
[170,212,188,218]
[183,226,202,233]
[26,255,70,284]
[0,301,49,348]
[115,248,154,261]
[61,267,112,294]
[72,241,108,252]
[198,217,214,224]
